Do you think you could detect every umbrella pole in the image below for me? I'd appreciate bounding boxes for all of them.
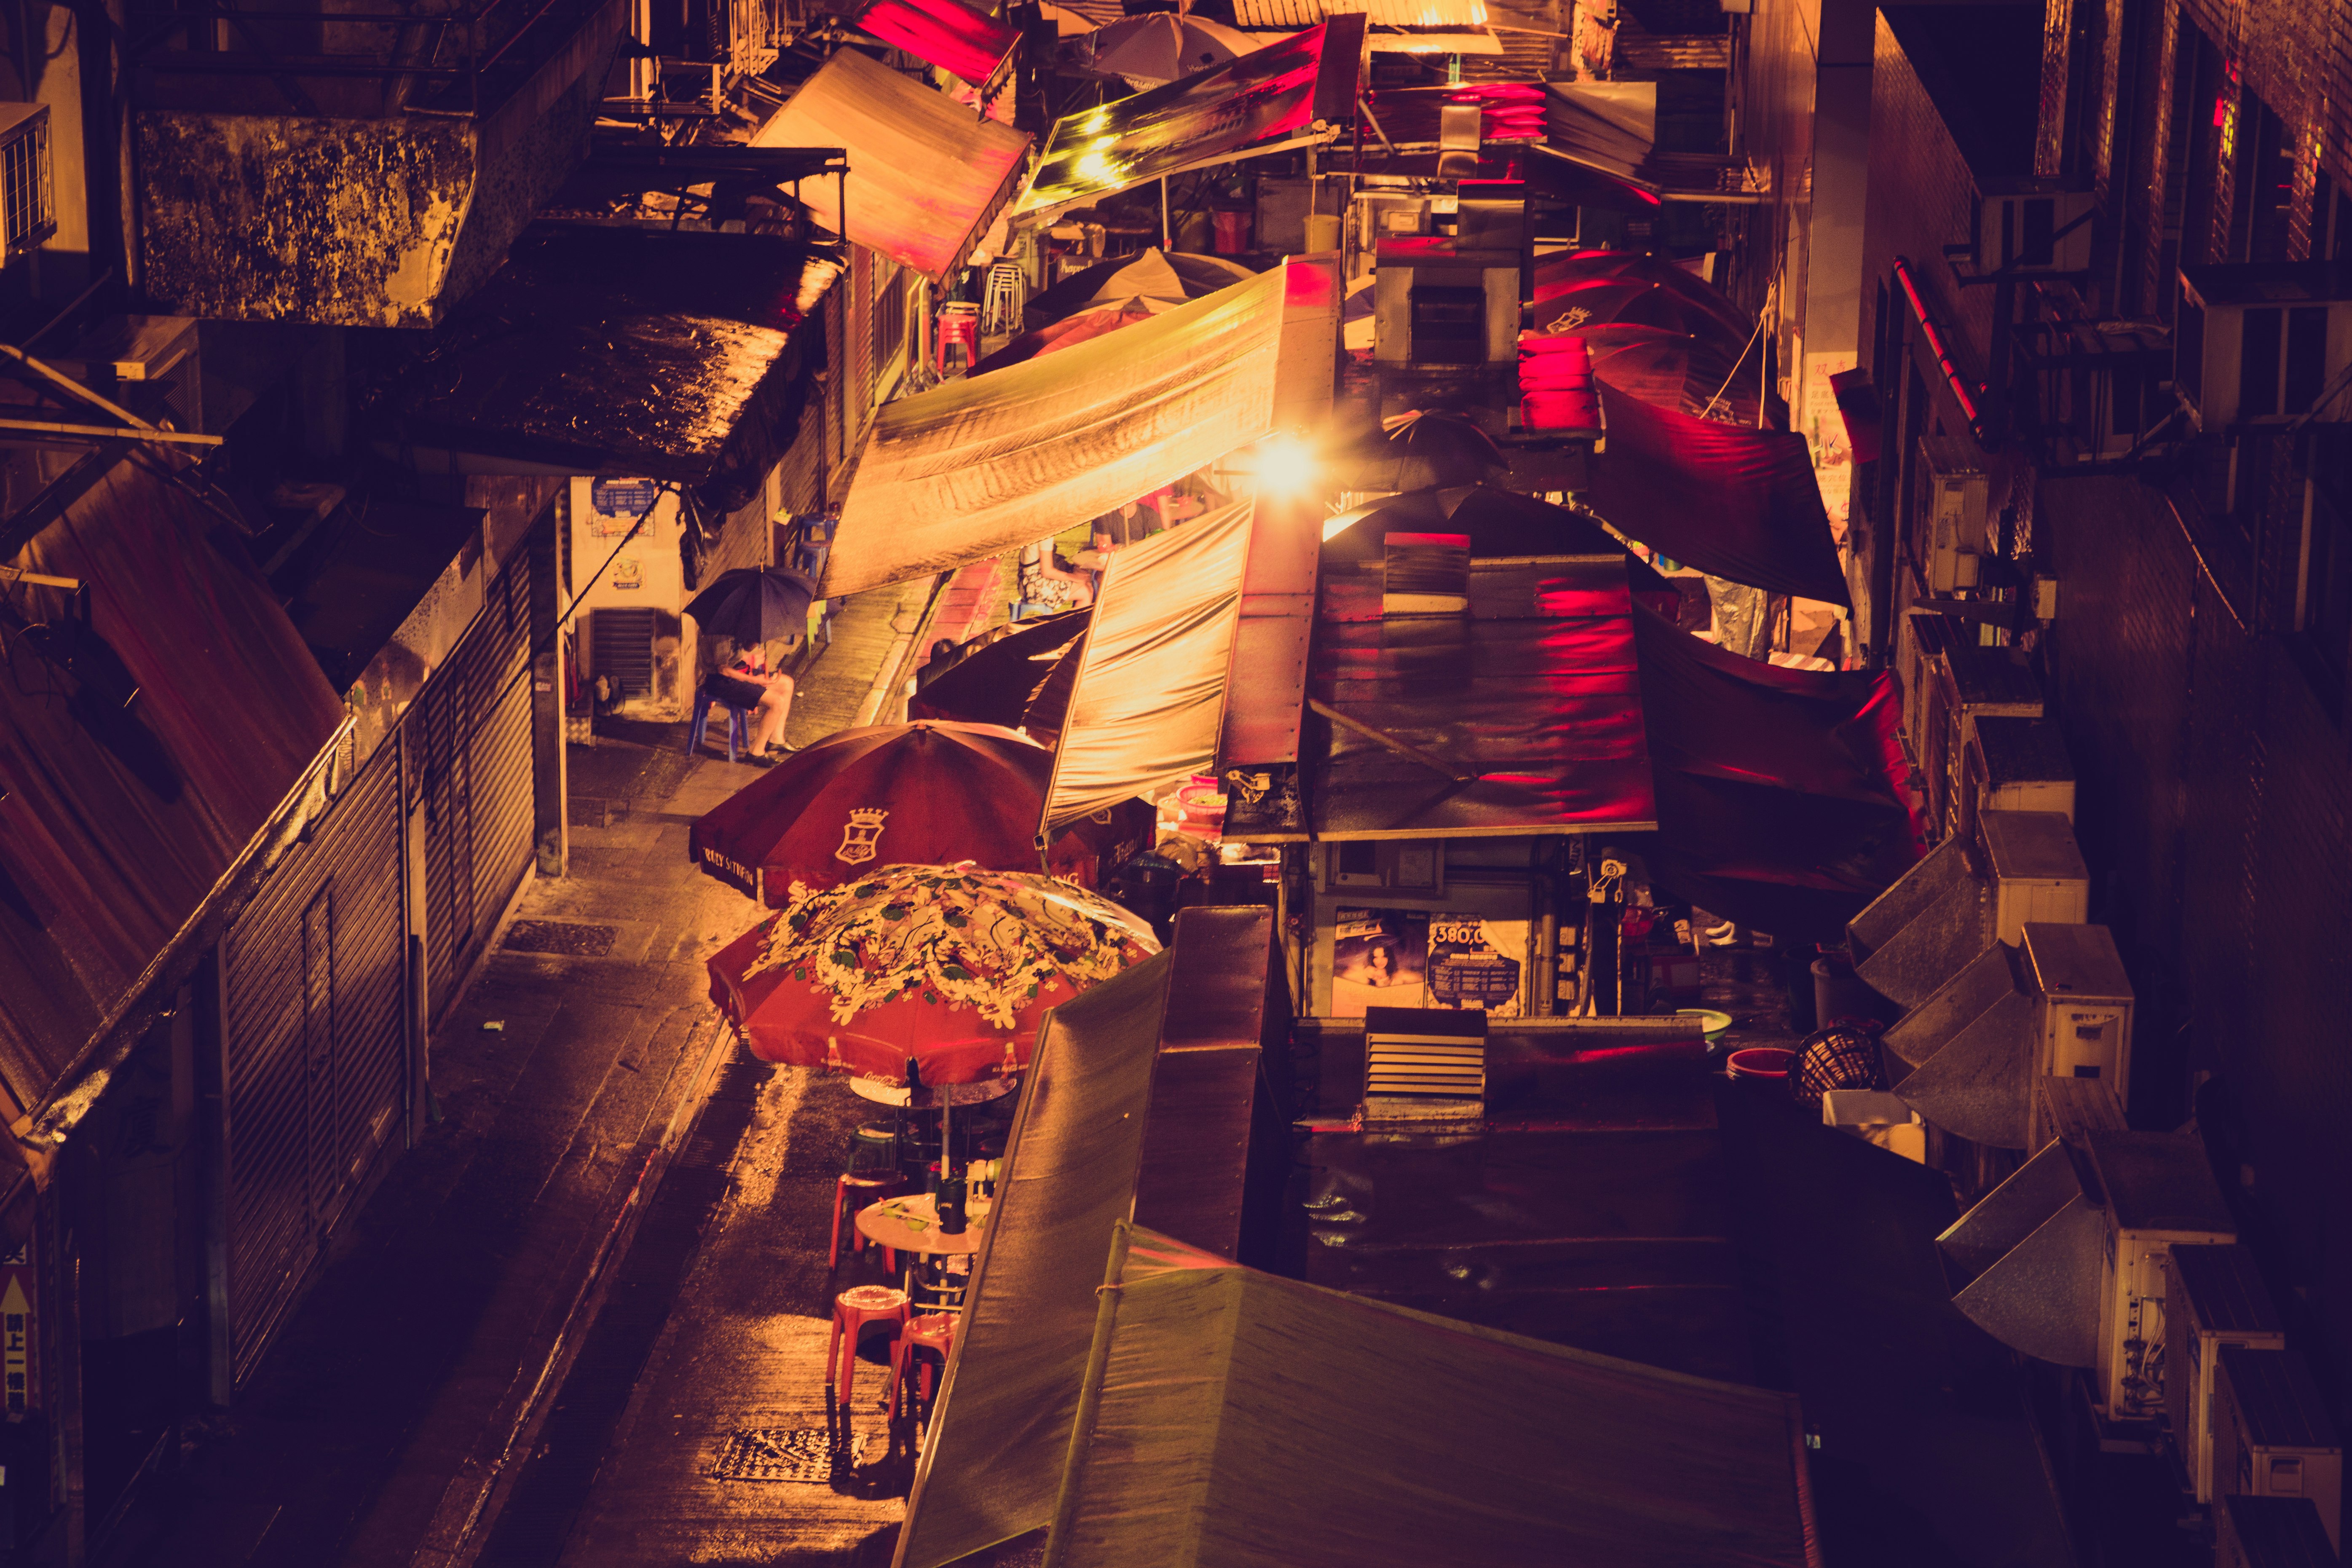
[1160,176,1171,250]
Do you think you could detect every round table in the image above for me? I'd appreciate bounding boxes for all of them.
[846,1076,1019,1110]
[854,1191,995,1257]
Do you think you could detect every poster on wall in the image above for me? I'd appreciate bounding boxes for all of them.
[1428,915,1528,1016]
[589,478,662,536]
[1330,909,1429,1017]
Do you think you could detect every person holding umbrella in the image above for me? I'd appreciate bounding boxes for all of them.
[685,565,818,760]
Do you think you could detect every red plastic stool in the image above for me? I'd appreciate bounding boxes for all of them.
[829,1173,903,1271]
[827,1284,908,1410]
[888,1312,959,1419]
[936,305,980,378]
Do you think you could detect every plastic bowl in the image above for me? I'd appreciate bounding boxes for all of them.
[1725,1046,1797,1080]
[1677,1008,1733,1043]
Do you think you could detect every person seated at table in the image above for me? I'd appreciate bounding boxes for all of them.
[1090,497,1163,558]
[724,640,796,760]
[1018,538,1092,611]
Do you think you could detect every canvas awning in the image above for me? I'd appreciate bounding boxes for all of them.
[1018,16,1365,219]
[899,907,1285,1568]
[380,225,839,511]
[1272,556,1656,842]
[1046,1222,1821,1568]
[1588,378,1851,606]
[825,259,1338,598]
[0,456,348,1138]
[752,48,1031,281]
[1041,499,1255,834]
[1632,601,1920,943]
[850,0,1020,88]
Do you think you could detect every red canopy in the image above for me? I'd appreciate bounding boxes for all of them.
[851,0,1019,85]
[1588,377,1851,606]
[1632,603,1920,941]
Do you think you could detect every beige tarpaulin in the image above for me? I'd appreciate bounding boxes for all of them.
[1039,499,1254,835]
[1041,1222,1824,1568]
[892,954,1173,1568]
[750,48,1031,282]
[824,262,1334,600]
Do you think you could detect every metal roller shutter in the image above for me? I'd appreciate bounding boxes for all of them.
[421,658,473,1021]
[467,552,535,957]
[221,742,405,1388]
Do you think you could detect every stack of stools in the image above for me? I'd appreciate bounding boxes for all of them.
[828,1123,904,1271]
[980,259,1025,337]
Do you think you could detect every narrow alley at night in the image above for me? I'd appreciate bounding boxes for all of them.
[0,0,2348,1562]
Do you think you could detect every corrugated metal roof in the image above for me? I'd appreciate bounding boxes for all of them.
[0,457,347,1112]
[1234,0,1487,26]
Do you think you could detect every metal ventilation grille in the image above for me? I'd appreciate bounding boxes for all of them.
[1365,1027,1485,1098]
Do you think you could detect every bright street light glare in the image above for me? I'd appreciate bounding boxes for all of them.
[1251,433,1318,495]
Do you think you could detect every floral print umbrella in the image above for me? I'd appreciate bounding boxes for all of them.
[705,864,1160,1085]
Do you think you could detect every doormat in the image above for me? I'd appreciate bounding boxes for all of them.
[503,921,618,957]
[712,1427,870,1483]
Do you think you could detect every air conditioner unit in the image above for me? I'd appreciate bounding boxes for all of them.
[54,316,203,433]
[2213,1346,2344,1551]
[1316,840,1445,896]
[2217,1494,2339,1568]
[2166,1244,2287,1505]
[1878,919,2116,1153]
[1846,808,2085,1017]
[1976,185,2097,276]
[1374,197,1526,367]
[1926,649,2044,842]
[1913,433,1990,592]
[1937,1120,2231,1428]
[2176,262,2352,434]
[1964,716,2076,836]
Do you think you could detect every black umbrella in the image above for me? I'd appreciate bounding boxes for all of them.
[1321,485,1622,566]
[683,566,818,647]
[1326,412,1509,493]
[908,610,1090,730]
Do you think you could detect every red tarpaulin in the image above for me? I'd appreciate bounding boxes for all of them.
[851,0,1019,85]
[1632,603,1920,942]
[1589,377,1851,606]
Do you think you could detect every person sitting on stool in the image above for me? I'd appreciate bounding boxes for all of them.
[729,641,797,760]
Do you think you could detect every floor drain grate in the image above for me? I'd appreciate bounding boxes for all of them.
[503,921,619,957]
[712,1427,868,1483]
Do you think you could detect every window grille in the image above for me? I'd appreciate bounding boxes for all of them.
[0,104,55,260]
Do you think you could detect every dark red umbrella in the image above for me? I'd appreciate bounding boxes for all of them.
[689,721,1108,903]
[1581,328,1761,424]
[1529,278,1752,354]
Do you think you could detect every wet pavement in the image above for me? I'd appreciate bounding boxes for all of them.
[93,588,922,1568]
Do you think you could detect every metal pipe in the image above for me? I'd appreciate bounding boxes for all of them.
[0,417,221,445]
[0,340,160,430]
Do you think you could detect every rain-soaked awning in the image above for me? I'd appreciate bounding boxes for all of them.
[752,47,1031,281]
[0,456,348,1140]
[1632,601,1919,943]
[898,906,1285,1568]
[381,225,840,511]
[850,0,1020,88]
[1041,499,1256,834]
[1277,556,1656,842]
[1045,1222,1822,1568]
[1588,378,1851,606]
[1018,16,1366,220]
[823,257,1339,598]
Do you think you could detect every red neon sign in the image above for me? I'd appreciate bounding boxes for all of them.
[1892,257,1982,429]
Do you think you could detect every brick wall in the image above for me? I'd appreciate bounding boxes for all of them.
[2036,463,2352,1439]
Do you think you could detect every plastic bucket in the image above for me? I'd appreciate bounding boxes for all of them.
[1303,212,1344,252]
[1212,210,1253,255]
[1725,1046,1797,1081]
